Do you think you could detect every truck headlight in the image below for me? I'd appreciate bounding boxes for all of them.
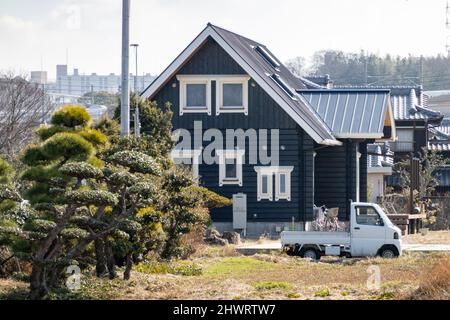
[393,232,399,240]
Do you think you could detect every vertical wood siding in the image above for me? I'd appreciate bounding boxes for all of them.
[150,37,366,223]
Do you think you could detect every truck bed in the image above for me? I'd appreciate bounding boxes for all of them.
[281,231,351,246]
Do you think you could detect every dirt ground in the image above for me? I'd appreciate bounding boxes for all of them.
[1,247,448,300]
[1,231,448,300]
[403,230,450,244]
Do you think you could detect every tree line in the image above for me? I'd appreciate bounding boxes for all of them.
[286,50,450,90]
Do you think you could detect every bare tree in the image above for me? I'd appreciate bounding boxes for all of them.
[0,72,53,160]
[285,56,306,77]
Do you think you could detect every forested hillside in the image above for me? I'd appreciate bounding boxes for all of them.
[286,51,450,90]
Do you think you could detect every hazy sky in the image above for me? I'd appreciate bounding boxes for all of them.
[0,0,448,80]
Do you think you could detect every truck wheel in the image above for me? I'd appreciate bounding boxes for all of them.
[379,246,399,258]
[300,248,321,260]
[285,246,298,256]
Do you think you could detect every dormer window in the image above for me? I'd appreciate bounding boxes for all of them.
[177,75,211,115]
[216,76,250,115]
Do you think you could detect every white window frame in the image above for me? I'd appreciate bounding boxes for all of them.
[255,166,293,201]
[275,166,294,201]
[170,149,202,183]
[217,149,245,186]
[216,76,250,115]
[177,75,211,115]
[254,167,274,201]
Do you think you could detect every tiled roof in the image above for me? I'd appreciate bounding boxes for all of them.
[367,143,394,168]
[428,119,450,151]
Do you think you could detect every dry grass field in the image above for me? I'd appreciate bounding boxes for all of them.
[1,246,449,300]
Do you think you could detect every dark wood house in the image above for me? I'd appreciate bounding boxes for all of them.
[141,24,396,236]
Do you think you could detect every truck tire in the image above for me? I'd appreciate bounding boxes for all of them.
[299,248,321,260]
[285,245,299,256]
[378,245,399,258]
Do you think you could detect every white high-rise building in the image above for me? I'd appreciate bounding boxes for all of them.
[46,65,155,96]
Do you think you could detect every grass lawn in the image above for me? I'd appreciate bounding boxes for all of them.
[1,247,449,300]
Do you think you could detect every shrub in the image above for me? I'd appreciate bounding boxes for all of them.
[134,260,202,276]
[51,105,91,128]
[109,151,161,175]
[253,281,292,291]
[79,129,108,147]
[314,287,331,297]
[41,133,94,162]
[188,186,232,209]
[21,145,49,166]
[0,158,13,184]
[59,162,103,179]
[94,116,120,137]
[65,190,119,206]
[36,125,70,141]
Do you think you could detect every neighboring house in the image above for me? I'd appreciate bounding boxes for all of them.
[367,143,394,202]
[141,24,395,236]
[336,84,445,194]
[388,86,443,157]
[429,118,450,193]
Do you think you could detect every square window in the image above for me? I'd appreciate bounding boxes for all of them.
[216,77,249,115]
[186,83,207,108]
[223,83,243,107]
[177,76,211,115]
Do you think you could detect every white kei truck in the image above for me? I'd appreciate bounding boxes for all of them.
[281,202,402,259]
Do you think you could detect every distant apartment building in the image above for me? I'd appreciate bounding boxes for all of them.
[44,65,155,96]
[30,71,47,84]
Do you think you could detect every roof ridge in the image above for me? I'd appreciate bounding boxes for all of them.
[208,23,264,47]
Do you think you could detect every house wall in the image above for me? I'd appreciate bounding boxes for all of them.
[314,141,368,220]
[149,36,368,231]
[368,173,385,203]
[151,37,314,224]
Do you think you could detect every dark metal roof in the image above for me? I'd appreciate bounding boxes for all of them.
[207,24,340,144]
[335,85,442,122]
[142,23,340,145]
[299,89,390,138]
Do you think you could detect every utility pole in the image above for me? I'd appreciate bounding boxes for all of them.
[120,0,130,136]
[446,1,450,54]
[131,43,140,137]
[419,55,424,86]
[364,57,368,86]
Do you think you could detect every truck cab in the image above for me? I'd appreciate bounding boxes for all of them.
[349,202,402,258]
[281,202,402,259]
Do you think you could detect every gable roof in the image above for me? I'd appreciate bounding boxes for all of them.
[141,23,341,146]
[299,89,395,139]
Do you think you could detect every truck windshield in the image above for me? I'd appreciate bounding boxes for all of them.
[355,206,384,226]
